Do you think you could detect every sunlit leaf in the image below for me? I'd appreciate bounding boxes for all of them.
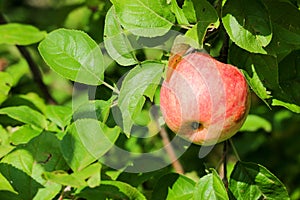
[0,23,46,45]
[38,29,104,85]
[111,0,175,37]
[222,0,272,54]
[117,62,163,136]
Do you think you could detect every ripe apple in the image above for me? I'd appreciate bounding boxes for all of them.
[160,52,250,146]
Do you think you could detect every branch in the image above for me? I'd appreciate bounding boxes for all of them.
[151,105,184,174]
[0,13,56,104]
[222,140,228,191]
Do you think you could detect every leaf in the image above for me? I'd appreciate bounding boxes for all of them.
[73,100,112,123]
[0,132,66,200]
[10,125,42,145]
[170,0,189,25]
[194,169,229,200]
[45,105,72,128]
[240,115,272,132]
[0,106,48,129]
[229,44,276,102]
[222,0,272,54]
[182,0,197,23]
[271,50,300,113]
[0,72,13,105]
[151,173,196,200]
[61,119,121,171]
[229,161,290,200]
[0,23,46,45]
[264,0,300,47]
[77,180,147,200]
[104,6,138,66]
[272,99,300,114]
[117,62,163,136]
[38,29,104,85]
[185,0,219,48]
[111,0,175,37]
[43,162,101,188]
[5,59,29,87]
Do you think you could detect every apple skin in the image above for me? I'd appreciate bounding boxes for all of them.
[160,52,250,146]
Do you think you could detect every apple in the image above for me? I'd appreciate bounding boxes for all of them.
[160,52,250,146]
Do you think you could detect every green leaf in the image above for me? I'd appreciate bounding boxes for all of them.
[0,23,46,45]
[0,106,48,129]
[111,0,175,37]
[170,0,189,25]
[43,170,87,188]
[10,125,42,145]
[264,0,300,51]
[229,161,290,200]
[182,0,197,23]
[222,0,272,54]
[38,29,104,85]
[61,119,121,171]
[151,173,196,200]
[77,180,147,200]
[0,72,13,105]
[272,99,300,114]
[240,115,272,132]
[5,59,29,87]
[73,100,112,122]
[194,169,229,200]
[229,44,276,102]
[0,132,66,200]
[185,0,219,48]
[118,62,163,136]
[45,105,72,128]
[104,6,138,66]
[43,162,101,188]
[271,50,300,113]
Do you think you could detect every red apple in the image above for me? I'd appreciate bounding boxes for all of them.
[160,52,250,146]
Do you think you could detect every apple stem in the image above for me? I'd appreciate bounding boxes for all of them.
[229,138,241,161]
[222,140,229,191]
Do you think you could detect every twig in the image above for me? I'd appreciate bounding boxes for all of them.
[160,126,184,174]
[222,140,228,191]
[151,106,184,174]
[229,138,241,161]
[17,45,57,104]
[0,13,57,104]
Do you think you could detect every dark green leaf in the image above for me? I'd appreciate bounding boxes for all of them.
[0,23,46,45]
[61,119,121,171]
[222,0,272,54]
[194,169,229,200]
[229,161,290,200]
[185,0,219,48]
[118,62,163,136]
[0,106,48,129]
[111,0,175,37]
[0,132,66,200]
[151,173,196,200]
[104,6,138,66]
[38,29,105,85]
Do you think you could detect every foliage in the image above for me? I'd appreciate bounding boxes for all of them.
[0,0,300,199]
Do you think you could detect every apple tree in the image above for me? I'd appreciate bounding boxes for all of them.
[0,0,299,199]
